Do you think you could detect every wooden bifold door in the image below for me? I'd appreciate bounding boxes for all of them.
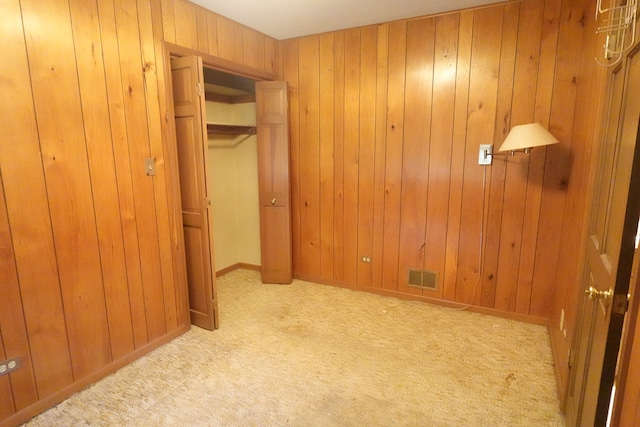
[169,54,292,331]
[256,80,293,284]
[170,55,219,330]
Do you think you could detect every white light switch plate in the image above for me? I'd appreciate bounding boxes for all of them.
[478,144,493,165]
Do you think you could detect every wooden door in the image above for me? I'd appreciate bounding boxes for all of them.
[256,81,292,283]
[615,214,640,425]
[170,55,219,330]
[566,50,640,426]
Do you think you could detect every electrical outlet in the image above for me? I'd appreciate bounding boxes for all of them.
[0,356,21,377]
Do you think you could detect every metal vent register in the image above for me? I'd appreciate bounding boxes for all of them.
[407,268,438,291]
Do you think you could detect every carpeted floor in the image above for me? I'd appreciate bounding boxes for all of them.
[24,269,565,426]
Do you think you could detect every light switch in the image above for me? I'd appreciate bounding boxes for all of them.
[145,158,156,176]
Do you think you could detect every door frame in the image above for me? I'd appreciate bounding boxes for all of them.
[567,45,640,425]
[160,42,278,323]
[605,118,640,423]
[164,43,277,89]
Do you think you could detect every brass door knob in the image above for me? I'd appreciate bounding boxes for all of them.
[585,286,612,301]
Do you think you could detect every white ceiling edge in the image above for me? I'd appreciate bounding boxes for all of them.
[188,0,512,40]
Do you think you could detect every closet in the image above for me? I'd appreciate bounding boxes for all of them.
[203,67,261,274]
[170,54,291,332]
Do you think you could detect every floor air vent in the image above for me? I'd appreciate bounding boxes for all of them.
[407,268,438,291]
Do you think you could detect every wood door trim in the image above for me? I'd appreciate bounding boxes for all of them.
[615,246,640,424]
[165,42,277,82]
[601,117,640,424]
[162,42,274,329]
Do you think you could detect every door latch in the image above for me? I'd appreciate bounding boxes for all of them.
[612,293,630,315]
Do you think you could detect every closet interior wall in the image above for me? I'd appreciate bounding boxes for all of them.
[206,94,261,273]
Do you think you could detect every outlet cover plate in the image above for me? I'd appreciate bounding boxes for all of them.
[0,356,21,377]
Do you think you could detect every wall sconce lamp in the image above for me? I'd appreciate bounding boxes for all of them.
[478,123,559,165]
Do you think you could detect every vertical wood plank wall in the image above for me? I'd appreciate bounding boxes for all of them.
[0,0,277,425]
[548,0,608,403]
[0,0,609,423]
[282,0,589,321]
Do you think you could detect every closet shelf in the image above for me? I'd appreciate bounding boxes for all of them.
[207,123,256,136]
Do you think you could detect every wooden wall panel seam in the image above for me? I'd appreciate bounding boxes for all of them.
[332,32,345,281]
[69,0,132,363]
[297,36,321,277]
[160,0,176,43]
[371,23,389,290]
[0,174,39,414]
[97,0,150,349]
[443,10,473,302]
[381,21,408,292]
[319,32,336,281]
[342,28,360,284]
[137,0,179,331]
[355,26,378,288]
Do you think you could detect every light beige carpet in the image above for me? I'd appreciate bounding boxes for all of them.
[24,269,565,426]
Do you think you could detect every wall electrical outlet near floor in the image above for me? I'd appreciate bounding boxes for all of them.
[0,356,21,377]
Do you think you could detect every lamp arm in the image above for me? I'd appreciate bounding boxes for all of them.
[484,147,531,159]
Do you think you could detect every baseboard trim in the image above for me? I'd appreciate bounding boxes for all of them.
[293,273,550,327]
[2,324,190,427]
[216,262,261,277]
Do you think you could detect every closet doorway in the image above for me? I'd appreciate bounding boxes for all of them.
[168,48,292,331]
[204,70,293,284]
[203,67,261,277]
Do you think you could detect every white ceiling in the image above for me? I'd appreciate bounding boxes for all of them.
[188,0,511,40]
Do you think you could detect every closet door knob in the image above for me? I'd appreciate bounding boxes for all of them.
[271,198,276,205]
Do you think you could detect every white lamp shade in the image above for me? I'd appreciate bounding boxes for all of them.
[498,123,559,152]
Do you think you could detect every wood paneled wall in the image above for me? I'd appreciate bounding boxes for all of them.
[0,0,277,425]
[548,0,608,405]
[281,0,589,320]
[0,0,607,423]
[161,0,278,75]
